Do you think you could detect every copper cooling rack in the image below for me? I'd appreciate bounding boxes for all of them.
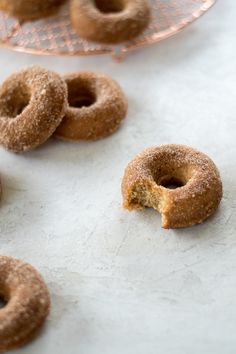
[0,0,216,60]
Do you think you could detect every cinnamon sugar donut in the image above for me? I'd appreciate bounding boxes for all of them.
[0,0,65,21]
[55,71,128,141]
[0,256,50,351]
[0,66,67,152]
[122,144,222,229]
[70,0,151,44]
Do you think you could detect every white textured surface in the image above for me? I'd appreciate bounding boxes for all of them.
[0,1,235,353]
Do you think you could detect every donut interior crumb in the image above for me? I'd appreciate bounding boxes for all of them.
[127,182,172,227]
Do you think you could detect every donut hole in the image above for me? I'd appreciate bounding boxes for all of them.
[67,81,96,109]
[159,176,185,190]
[69,93,95,108]
[0,85,31,118]
[0,290,8,309]
[153,165,192,191]
[94,0,124,13]
[0,296,7,308]
[14,99,29,117]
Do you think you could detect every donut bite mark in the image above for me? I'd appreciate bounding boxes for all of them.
[70,0,151,44]
[0,0,66,21]
[0,256,50,352]
[122,144,222,229]
[55,71,128,141]
[0,66,67,153]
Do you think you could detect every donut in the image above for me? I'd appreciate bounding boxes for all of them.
[0,256,50,351]
[70,0,151,44]
[122,144,222,229]
[0,0,65,21]
[0,66,67,153]
[55,71,128,141]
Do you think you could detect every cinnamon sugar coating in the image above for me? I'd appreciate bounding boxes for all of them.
[0,0,65,21]
[122,144,223,229]
[70,0,150,44]
[55,71,128,141]
[0,256,50,351]
[0,66,67,152]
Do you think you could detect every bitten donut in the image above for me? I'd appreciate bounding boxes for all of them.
[122,144,222,229]
[0,66,67,152]
[0,256,50,351]
[0,0,65,21]
[55,71,128,141]
[70,0,151,44]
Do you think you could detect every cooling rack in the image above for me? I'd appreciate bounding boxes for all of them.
[0,0,216,60]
